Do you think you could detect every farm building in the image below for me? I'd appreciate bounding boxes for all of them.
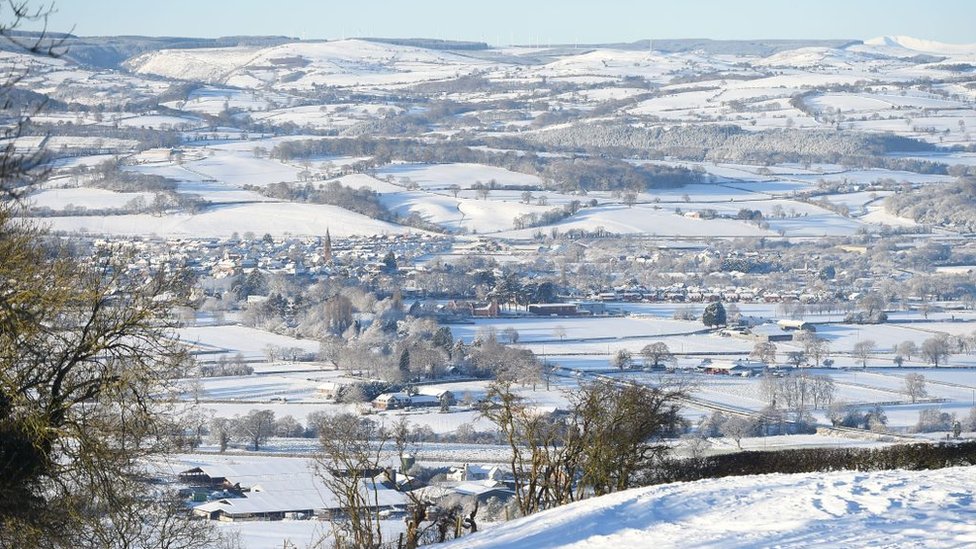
[528,303,579,316]
[742,324,796,342]
[373,392,411,410]
[777,319,816,332]
[702,359,764,376]
[416,387,456,407]
[183,461,407,522]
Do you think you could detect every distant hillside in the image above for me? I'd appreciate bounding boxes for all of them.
[865,35,976,56]
[358,37,489,51]
[0,31,295,68]
[519,38,862,56]
[123,38,496,87]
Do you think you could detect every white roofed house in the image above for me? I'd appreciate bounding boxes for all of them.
[373,392,411,410]
[446,464,508,483]
[408,394,441,408]
[416,387,456,407]
[315,381,343,401]
[702,359,764,377]
[452,480,515,503]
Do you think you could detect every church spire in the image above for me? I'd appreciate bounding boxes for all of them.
[323,228,333,262]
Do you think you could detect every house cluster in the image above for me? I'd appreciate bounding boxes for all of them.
[87,233,452,283]
[416,464,514,503]
[586,284,833,305]
[439,300,611,318]
[178,457,514,522]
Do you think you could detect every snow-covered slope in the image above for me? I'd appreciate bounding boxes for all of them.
[125,39,498,89]
[446,466,976,548]
[42,202,415,238]
[755,47,887,69]
[863,35,976,56]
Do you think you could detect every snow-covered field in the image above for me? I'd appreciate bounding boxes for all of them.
[374,162,542,190]
[446,466,976,549]
[44,201,413,238]
[179,325,320,360]
[28,187,155,210]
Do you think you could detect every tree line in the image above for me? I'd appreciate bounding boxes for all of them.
[522,120,936,165]
[270,137,702,192]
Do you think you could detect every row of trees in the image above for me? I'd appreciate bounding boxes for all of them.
[759,372,836,415]
[269,136,702,192]
[852,336,954,368]
[250,180,442,232]
[524,119,934,165]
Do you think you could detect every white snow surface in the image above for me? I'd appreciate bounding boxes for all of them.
[862,35,976,56]
[446,466,976,549]
[127,39,497,89]
[43,201,412,238]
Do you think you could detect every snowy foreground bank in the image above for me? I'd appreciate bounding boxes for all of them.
[444,466,976,548]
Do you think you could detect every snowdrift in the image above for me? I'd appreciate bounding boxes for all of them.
[445,466,976,548]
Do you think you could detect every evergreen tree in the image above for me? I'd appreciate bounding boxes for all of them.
[399,348,411,376]
[702,301,727,327]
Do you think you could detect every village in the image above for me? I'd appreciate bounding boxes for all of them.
[5,11,976,547]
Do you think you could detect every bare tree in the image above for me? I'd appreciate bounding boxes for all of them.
[921,334,952,366]
[210,417,232,452]
[897,341,918,361]
[759,372,781,407]
[786,350,806,368]
[751,341,778,364]
[779,372,813,420]
[904,373,928,404]
[811,375,836,409]
[853,339,876,368]
[796,332,829,367]
[83,492,222,549]
[720,416,756,450]
[232,409,276,451]
[611,349,633,371]
[640,342,675,368]
[314,414,387,549]
[725,303,742,325]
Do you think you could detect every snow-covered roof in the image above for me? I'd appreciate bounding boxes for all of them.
[453,480,512,497]
[707,359,765,371]
[416,387,454,398]
[193,479,407,516]
[375,392,410,402]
